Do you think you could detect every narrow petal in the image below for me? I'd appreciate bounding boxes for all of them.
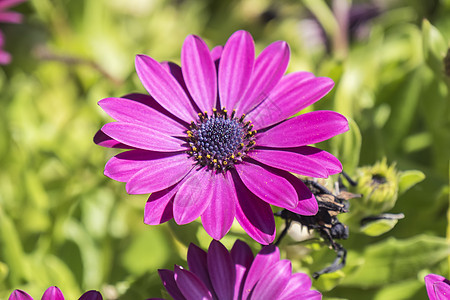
[187,244,216,296]
[173,168,215,224]
[158,269,186,300]
[93,130,132,149]
[98,97,186,136]
[235,161,298,209]
[282,172,318,216]
[101,122,185,152]
[135,54,198,123]
[41,287,64,300]
[201,172,236,239]
[0,11,22,23]
[126,154,193,194]
[207,240,236,300]
[211,46,223,61]
[160,62,191,99]
[293,146,342,175]
[238,41,290,114]
[251,260,291,299]
[218,30,254,112]
[434,281,450,300]
[248,73,334,130]
[0,0,27,10]
[230,240,254,300]
[182,35,217,114]
[8,290,33,300]
[174,266,213,300]
[278,273,312,299]
[256,111,349,148]
[242,245,280,299]
[248,148,329,178]
[425,274,449,300]
[0,48,11,65]
[79,290,103,300]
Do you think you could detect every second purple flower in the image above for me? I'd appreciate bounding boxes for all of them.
[95,30,348,244]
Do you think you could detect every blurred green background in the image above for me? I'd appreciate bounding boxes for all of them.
[0,0,449,299]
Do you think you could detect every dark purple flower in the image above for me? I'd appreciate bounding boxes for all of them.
[0,0,26,64]
[156,240,321,300]
[95,30,348,244]
[8,287,103,300]
[425,273,450,300]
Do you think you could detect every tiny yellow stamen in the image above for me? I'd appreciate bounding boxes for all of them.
[206,154,211,159]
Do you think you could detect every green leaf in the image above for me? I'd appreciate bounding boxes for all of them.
[373,279,424,300]
[360,218,400,236]
[342,235,450,287]
[398,170,425,195]
[422,19,448,73]
[331,117,362,174]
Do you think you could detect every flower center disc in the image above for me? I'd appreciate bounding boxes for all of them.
[187,108,257,171]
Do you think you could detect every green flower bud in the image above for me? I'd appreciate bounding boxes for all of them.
[351,158,399,215]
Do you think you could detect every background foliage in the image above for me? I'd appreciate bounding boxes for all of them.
[0,0,449,299]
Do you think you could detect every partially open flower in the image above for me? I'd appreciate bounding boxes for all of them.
[8,287,102,300]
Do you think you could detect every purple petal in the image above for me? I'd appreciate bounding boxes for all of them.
[79,290,103,300]
[278,273,312,299]
[98,97,186,136]
[256,111,349,148]
[187,244,216,296]
[248,73,334,130]
[160,62,191,100]
[201,171,236,239]
[101,122,185,152]
[238,41,290,115]
[282,172,318,216]
[248,148,329,178]
[105,150,177,182]
[235,161,298,209]
[425,274,450,300]
[0,0,27,10]
[126,154,193,194]
[0,11,22,23]
[135,54,198,123]
[174,266,213,300]
[242,245,280,299]
[232,170,276,245]
[158,269,186,300]
[230,240,254,300]
[8,290,33,300]
[41,287,64,300]
[0,48,11,65]
[93,130,132,149]
[182,35,217,114]
[207,240,236,300]
[218,30,254,112]
[282,290,322,300]
[173,168,215,224]
[251,260,292,299]
[294,146,342,175]
[211,46,223,61]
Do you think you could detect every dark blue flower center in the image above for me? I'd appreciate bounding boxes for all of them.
[187,108,256,171]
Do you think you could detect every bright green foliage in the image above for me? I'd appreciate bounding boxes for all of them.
[0,0,449,299]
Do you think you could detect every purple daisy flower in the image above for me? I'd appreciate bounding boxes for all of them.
[0,0,26,64]
[154,240,321,300]
[95,30,348,244]
[9,287,103,300]
[425,274,450,300]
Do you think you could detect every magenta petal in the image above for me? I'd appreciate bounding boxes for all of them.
[0,48,11,65]
[8,290,33,300]
[41,287,64,300]
[173,168,215,224]
[248,73,334,130]
[207,240,236,300]
[158,269,186,300]
[174,266,213,300]
[230,240,254,300]
[0,11,22,23]
[235,162,298,209]
[256,111,349,148]
[126,154,193,194]
[160,62,191,99]
[79,290,103,300]
[242,245,280,299]
[201,172,236,239]
[101,122,185,152]
[93,130,132,149]
[187,244,216,296]
[278,273,312,299]
[425,274,450,300]
[0,0,27,10]
[251,260,292,299]
[135,54,198,123]
[248,148,329,178]
[210,46,223,62]
[218,30,254,112]
[294,146,342,175]
[282,172,318,216]
[238,41,290,114]
[98,97,186,136]
[232,171,276,245]
[182,35,217,114]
